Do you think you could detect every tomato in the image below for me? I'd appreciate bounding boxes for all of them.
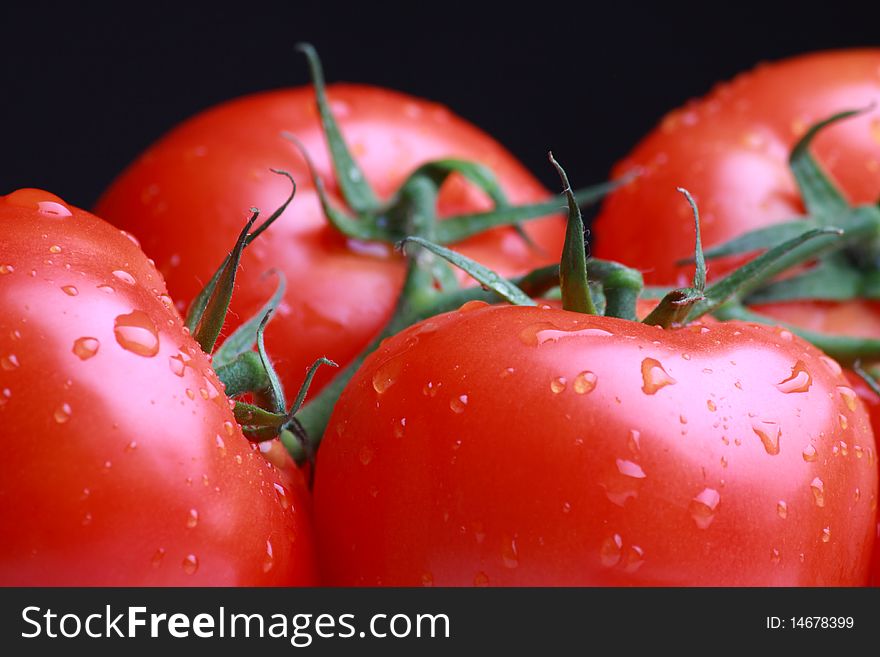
[594,49,880,287]
[95,85,565,397]
[313,302,878,586]
[0,189,317,585]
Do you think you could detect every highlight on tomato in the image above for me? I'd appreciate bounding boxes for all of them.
[0,188,318,585]
[309,160,879,586]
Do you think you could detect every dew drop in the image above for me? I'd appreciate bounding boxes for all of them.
[421,573,434,587]
[810,477,825,507]
[48,245,62,254]
[223,420,234,436]
[628,429,641,454]
[53,403,72,424]
[473,572,490,587]
[706,399,717,412]
[112,270,135,284]
[422,381,441,397]
[819,355,843,377]
[600,534,623,567]
[263,539,274,573]
[151,548,165,568]
[689,488,721,529]
[770,548,781,565]
[182,554,199,575]
[1,354,20,371]
[358,445,375,465]
[114,310,159,357]
[550,377,567,394]
[821,527,831,543]
[450,394,468,413]
[71,336,100,360]
[573,371,597,394]
[393,417,406,438]
[97,284,114,294]
[802,444,818,462]
[752,419,781,455]
[837,386,858,412]
[777,500,788,519]
[458,300,489,313]
[520,322,613,346]
[562,501,572,513]
[0,264,13,275]
[168,354,187,376]
[640,358,676,394]
[371,358,402,394]
[186,508,199,528]
[499,367,515,378]
[215,435,226,456]
[185,388,195,400]
[775,360,812,393]
[274,483,291,510]
[838,413,848,430]
[501,536,519,569]
[61,285,78,296]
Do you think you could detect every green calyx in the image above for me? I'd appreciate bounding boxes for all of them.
[288,43,630,250]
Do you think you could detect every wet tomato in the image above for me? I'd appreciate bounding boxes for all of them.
[0,189,317,585]
[95,86,564,397]
[313,303,878,585]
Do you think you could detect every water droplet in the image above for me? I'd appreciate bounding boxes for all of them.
[499,367,515,378]
[182,554,199,575]
[112,270,136,284]
[458,300,489,313]
[274,483,291,509]
[450,394,468,413]
[810,477,825,507]
[838,413,848,430]
[775,360,812,393]
[223,421,234,436]
[854,487,861,502]
[359,445,374,465]
[628,429,641,453]
[215,435,226,456]
[263,539,274,573]
[770,548,781,565]
[72,337,99,360]
[168,354,187,376]
[185,388,195,400]
[640,358,676,394]
[61,285,78,296]
[114,310,159,357]
[473,572,490,587]
[550,377,567,394]
[372,358,402,394]
[501,535,519,568]
[422,381,441,397]
[186,508,199,528]
[420,573,434,587]
[854,445,864,459]
[819,356,842,377]
[561,501,572,513]
[48,245,62,254]
[53,403,72,424]
[521,323,613,347]
[0,264,13,275]
[777,500,788,519]
[752,419,781,455]
[821,527,831,543]
[706,399,717,412]
[1,354,20,370]
[838,441,848,457]
[573,371,598,394]
[720,456,728,468]
[602,459,646,507]
[97,284,114,293]
[393,417,406,438]
[837,386,858,412]
[802,444,818,462]
[151,548,165,568]
[689,488,721,529]
[600,534,623,567]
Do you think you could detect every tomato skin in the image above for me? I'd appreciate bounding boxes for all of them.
[594,49,880,287]
[314,303,877,586]
[95,85,565,396]
[0,190,317,586]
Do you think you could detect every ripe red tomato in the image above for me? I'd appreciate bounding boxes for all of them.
[95,86,565,396]
[594,49,880,287]
[0,189,317,585]
[313,302,878,586]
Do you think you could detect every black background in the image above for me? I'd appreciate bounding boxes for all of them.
[2,1,878,213]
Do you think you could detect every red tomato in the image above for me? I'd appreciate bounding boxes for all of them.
[0,189,317,585]
[313,302,878,586]
[594,49,880,287]
[95,86,565,396]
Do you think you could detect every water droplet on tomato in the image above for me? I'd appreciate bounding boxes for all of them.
[112,270,135,285]
[0,264,13,275]
[71,337,100,360]
[775,360,812,393]
[223,421,234,436]
[458,300,489,313]
[186,508,199,528]
[274,483,291,510]
[262,539,274,573]
[473,572,490,587]
[752,419,781,455]
[821,527,831,543]
[151,548,165,568]
[393,418,406,438]
[359,445,374,466]
[422,381,441,397]
[770,548,781,565]
[53,403,72,424]
[499,367,515,378]
[1,354,20,370]
[600,534,623,567]
[818,356,842,377]
[689,488,721,529]
[450,394,468,413]
[777,500,788,519]
[837,386,858,412]
[60,285,78,297]
[501,536,519,569]
[97,284,114,293]
[168,354,187,376]
[628,429,641,453]
[802,444,818,462]
[640,358,676,394]
[114,310,159,357]
[185,388,195,400]
[838,413,848,430]
[372,358,402,394]
[561,501,572,513]
[182,554,199,575]
[706,399,717,412]
[810,477,825,507]
[550,377,567,394]
[48,245,62,254]
[854,487,861,502]
[215,435,226,456]
[573,371,597,394]
[420,573,434,587]
[520,322,613,347]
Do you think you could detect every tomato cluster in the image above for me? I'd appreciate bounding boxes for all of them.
[2,48,879,586]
